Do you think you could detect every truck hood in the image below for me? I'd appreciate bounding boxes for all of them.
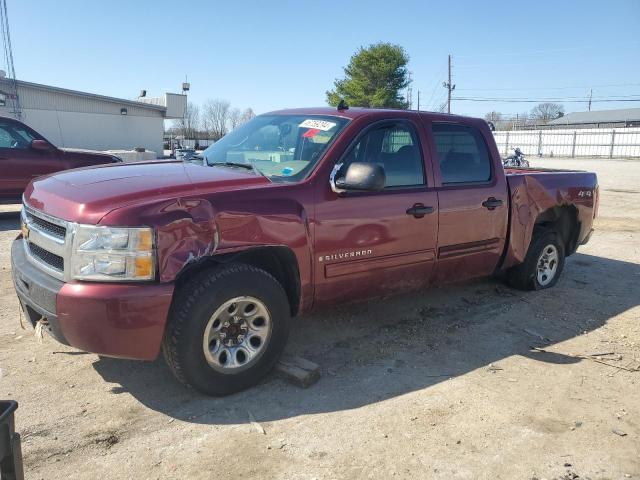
[24,161,271,224]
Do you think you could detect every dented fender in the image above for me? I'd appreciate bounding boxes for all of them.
[502,171,598,269]
[99,193,313,309]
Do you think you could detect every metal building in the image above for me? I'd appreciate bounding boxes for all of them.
[0,77,186,155]
[548,108,640,129]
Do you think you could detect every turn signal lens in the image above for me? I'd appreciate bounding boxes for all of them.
[134,256,153,278]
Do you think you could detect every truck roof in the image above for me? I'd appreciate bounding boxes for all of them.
[264,107,483,124]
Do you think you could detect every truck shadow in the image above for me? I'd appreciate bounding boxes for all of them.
[92,252,640,425]
[0,210,20,232]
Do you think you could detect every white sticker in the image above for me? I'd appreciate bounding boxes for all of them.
[299,119,337,131]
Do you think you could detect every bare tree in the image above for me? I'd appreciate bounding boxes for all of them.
[240,108,256,125]
[201,115,211,139]
[175,102,200,140]
[530,103,564,124]
[228,108,242,131]
[203,99,231,140]
[484,111,503,123]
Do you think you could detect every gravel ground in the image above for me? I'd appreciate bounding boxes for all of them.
[0,157,638,480]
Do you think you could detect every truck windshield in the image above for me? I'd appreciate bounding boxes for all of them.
[202,114,349,182]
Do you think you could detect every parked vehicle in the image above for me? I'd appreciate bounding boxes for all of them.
[0,117,122,204]
[12,107,598,396]
[174,148,197,162]
[503,147,529,167]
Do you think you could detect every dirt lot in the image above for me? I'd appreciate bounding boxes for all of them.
[1,157,638,480]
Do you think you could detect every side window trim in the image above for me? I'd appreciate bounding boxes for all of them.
[430,121,494,187]
[333,118,428,192]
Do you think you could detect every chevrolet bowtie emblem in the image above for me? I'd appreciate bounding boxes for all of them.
[21,221,29,239]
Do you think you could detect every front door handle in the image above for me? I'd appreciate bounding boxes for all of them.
[406,204,434,218]
[482,197,503,210]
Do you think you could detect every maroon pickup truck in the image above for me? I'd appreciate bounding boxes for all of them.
[11,107,598,395]
[0,116,121,204]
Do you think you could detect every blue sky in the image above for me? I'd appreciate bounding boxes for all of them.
[8,0,640,120]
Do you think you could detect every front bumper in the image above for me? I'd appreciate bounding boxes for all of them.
[11,238,174,360]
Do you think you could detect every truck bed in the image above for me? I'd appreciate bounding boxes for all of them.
[502,166,598,270]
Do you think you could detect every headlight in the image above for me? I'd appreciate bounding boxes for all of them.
[71,225,155,281]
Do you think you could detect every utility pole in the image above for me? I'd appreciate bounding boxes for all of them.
[442,54,455,114]
[417,90,420,111]
[406,71,413,109]
[588,89,593,111]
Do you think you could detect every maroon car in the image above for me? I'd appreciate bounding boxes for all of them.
[0,116,121,204]
[11,107,598,395]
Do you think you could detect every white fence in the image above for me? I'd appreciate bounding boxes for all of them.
[179,139,214,149]
[493,127,640,158]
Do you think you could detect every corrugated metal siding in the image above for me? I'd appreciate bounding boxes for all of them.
[18,108,164,154]
[137,93,185,119]
[0,80,164,118]
[163,93,186,119]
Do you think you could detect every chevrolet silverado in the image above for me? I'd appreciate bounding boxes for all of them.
[12,106,598,395]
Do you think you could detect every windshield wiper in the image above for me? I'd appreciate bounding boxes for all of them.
[217,161,254,170]
[212,161,271,181]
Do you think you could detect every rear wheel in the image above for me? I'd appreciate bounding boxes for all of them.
[505,229,565,290]
[163,263,291,396]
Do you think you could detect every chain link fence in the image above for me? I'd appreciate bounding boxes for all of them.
[493,127,640,158]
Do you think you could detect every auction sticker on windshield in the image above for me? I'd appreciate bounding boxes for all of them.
[299,119,337,131]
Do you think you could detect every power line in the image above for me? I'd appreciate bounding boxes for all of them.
[455,94,640,101]
[453,97,640,103]
[0,0,20,120]
[429,92,448,112]
[456,82,640,92]
[424,65,447,111]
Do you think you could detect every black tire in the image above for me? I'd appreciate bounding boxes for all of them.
[162,263,291,396]
[505,229,565,291]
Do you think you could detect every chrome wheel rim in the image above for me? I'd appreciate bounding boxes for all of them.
[536,244,558,286]
[202,296,272,373]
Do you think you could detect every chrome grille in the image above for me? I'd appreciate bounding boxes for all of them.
[25,211,66,240]
[27,243,64,271]
[22,203,72,281]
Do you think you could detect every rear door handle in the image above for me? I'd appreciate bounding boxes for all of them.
[406,204,434,218]
[482,197,503,210]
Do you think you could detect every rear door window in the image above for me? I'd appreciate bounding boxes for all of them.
[431,123,491,184]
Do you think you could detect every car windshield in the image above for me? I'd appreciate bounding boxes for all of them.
[201,114,349,182]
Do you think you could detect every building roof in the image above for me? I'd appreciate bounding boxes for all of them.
[6,78,168,112]
[549,108,640,125]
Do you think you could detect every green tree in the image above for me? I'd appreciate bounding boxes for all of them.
[326,43,411,109]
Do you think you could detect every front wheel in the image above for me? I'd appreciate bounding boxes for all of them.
[505,230,565,290]
[163,263,291,396]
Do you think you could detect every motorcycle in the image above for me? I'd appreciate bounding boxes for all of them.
[503,147,529,168]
